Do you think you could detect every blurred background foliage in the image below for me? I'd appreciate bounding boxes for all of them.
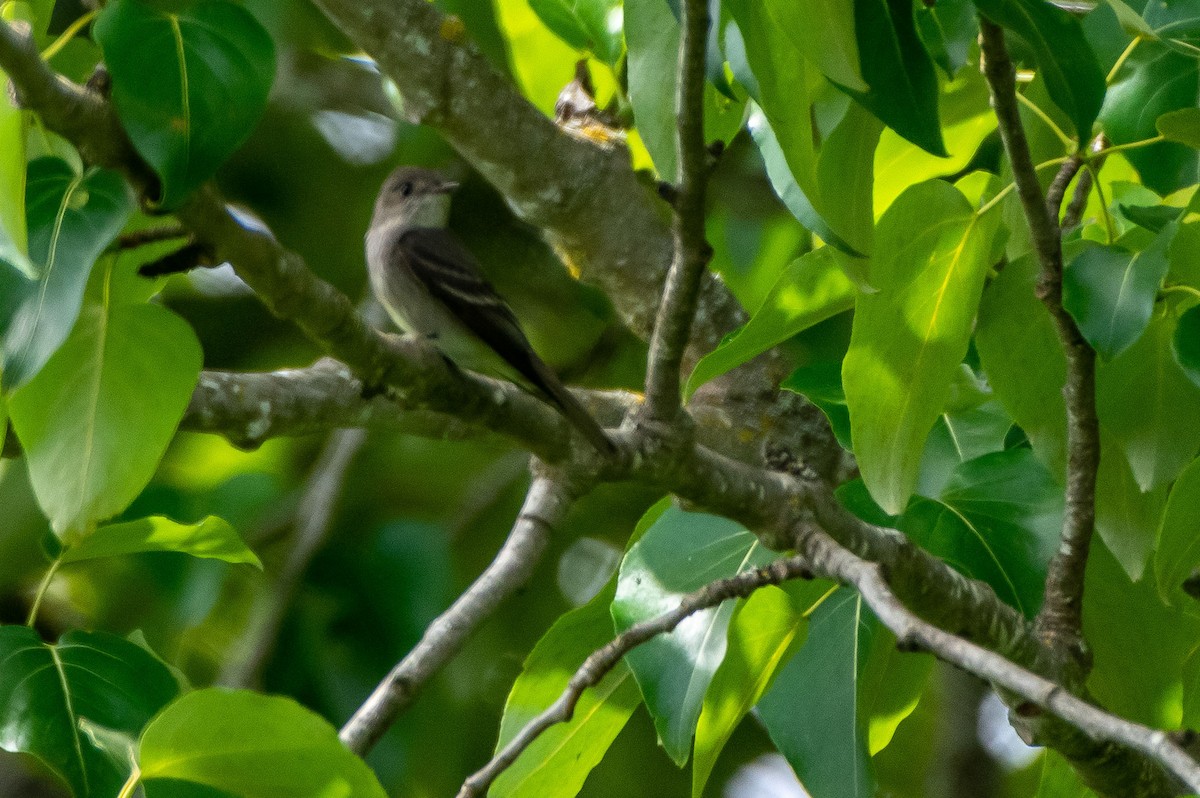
[0,0,1071,794]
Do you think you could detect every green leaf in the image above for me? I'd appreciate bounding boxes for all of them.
[839,0,945,156]
[59,515,260,567]
[844,180,1001,514]
[1101,21,1199,194]
[529,0,622,63]
[1118,202,1185,234]
[1097,433,1167,583]
[0,159,133,390]
[94,0,276,209]
[974,0,1105,139]
[9,290,202,535]
[760,0,865,91]
[976,253,1068,479]
[0,7,32,281]
[611,506,776,765]
[914,0,975,78]
[783,360,852,450]
[1155,457,1200,606]
[692,581,831,798]
[1157,107,1200,149]
[138,689,388,798]
[685,247,856,397]
[730,1,875,256]
[1062,225,1174,361]
[756,590,872,797]
[492,580,641,798]
[1174,304,1200,387]
[915,399,1013,499]
[626,0,746,178]
[0,626,181,798]
[1035,750,1096,798]
[1096,310,1200,491]
[1103,0,1157,39]
[1085,539,1199,726]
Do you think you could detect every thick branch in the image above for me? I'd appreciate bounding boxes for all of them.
[456,554,815,798]
[219,428,366,688]
[339,472,577,756]
[978,19,1100,672]
[643,0,712,422]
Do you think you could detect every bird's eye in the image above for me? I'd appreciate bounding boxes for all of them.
[398,181,413,197]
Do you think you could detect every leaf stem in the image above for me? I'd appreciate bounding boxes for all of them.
[975,156,1072,217]
[40,9,97,61]
[1015,92,1074,149]
[26,556,63,626]
[115,763,141,798]
[1162,284,1200,302]
[1087,163,1116,244]
[1106,36,1142,85]
[1094,135,1165,159]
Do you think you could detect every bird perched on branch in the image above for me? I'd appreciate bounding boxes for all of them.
[365,166,615,454]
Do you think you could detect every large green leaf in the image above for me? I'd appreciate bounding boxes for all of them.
[1100,10,1200,193]
[1036,750,1096,798]
[691,581,832,798]
[59,515,260,567]
[94,0,276,208]
[783,360,852,450]
[975,253,1068,479]
[1097,433,1167,583]
[840,0,944,156]
[0,626,180,798]
[492,578,641,798]
[8,286,202,535]
[729,0,876,256]
[529,0,622,63]
[138,689,388,798]
[0,159,133,390]
[974,0,1106,139]
[843,448,1062,617]
[1062,226,1174,361]
[844,180,1001,514]
[756,590,873,798]
[1096,310,1200,491]
[1157,107,1200,149]
[761,0,864,91]
[611,506,776,765]
[1155,457,1200,606]
[685,247,856,397]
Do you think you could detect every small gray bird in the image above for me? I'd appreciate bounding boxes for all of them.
[365,166,615,454]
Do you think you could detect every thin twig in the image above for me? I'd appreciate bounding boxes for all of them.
[642,0,712,422]
[979,19,1100,673]
[455,554,815,798]
[218,428,367,688]
[339,473,577,756]
[805,532,1193,795]
[112,223,189,251]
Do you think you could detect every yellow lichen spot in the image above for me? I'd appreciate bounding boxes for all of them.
[440,15,466,44]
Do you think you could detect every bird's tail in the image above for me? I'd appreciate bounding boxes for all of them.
[527,358,616,455]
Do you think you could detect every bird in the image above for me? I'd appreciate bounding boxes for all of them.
[364,166,615,455]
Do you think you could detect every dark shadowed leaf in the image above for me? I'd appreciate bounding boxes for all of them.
[1097,434,1167,583]
[1062,224,1174,361]
[1155,457,1200,606]
[1174,303,1200,387]
[974,0,1105,139]
[95,0,276,208]
[0,626,180,798]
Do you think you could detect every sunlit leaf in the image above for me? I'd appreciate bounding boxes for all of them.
[60,515,260,567]
[1157,107,1200,149]
[139,689,388,798]
[844,180,1001,513]
[9,287,202,535]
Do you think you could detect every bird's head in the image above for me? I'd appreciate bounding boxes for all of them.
[372,166,459,229]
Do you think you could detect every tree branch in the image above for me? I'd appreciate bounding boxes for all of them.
[456,553,815,798]
[805,531,1188,796]
[339,471,578,756]
[219,428,367,688]
[643,0,712,422]
[978,18,1101,673]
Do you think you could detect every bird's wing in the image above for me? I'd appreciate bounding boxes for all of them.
[396,226,538,378]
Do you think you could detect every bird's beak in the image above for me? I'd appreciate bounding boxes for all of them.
[436,180,460,194]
